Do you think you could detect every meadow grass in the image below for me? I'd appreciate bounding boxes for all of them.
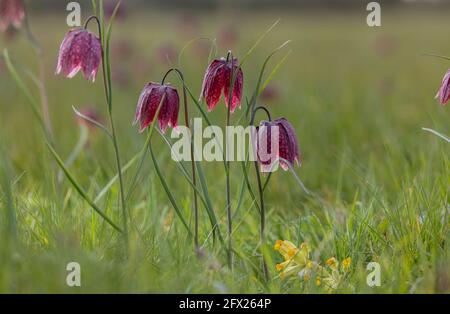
[0,9,449,293]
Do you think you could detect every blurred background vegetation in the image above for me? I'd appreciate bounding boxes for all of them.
[0,0,448,293]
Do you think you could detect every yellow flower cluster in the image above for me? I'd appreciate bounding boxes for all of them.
[274,240,312,279]
[274,240,352,291]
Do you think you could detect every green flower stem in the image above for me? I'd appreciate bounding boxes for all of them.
[250,105,272,281]
[225,51,237,268]
[85,9,128,245]
[162,68,200,252]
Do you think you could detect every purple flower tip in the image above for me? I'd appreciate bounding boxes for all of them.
[56,29,102,82]
[135,82,179,134]
[200,57,243,113]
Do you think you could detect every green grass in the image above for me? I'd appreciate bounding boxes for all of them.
[0,9,449,293]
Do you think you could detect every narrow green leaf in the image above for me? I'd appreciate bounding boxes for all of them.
[422,127,450,143]
[240,19,280,67]
[149,144,191,235]
[46,142,123,233]
[72,106,112,139]
[157,130,223,243]
[257,50,292,97]
[94,153,139,204]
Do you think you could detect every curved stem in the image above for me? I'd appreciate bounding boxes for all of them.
[161,68,200,252]
[84,16,110,105]
[86,14,128,245]
[250,105,272,281]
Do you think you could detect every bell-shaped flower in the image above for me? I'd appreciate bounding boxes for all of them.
[199,57,243,113]
[134,82,179,133]
[436,69,450,105]
[0,0,25,31]
[56,29,102,82]
[256,118,300,172]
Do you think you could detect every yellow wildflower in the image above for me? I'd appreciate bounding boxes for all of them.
[274,240,282,251]
[316,277,321,286]
[276,240,301,261]
[275,260,290,271]
[287,248,298,257]
[342,257,352,271]
[326,257,337,267]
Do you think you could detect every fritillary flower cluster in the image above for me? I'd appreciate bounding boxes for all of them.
[50,3,304,272]
[274,240,352,292]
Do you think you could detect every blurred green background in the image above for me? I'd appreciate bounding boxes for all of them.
[0,0,448,293]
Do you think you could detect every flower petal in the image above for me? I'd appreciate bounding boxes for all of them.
[200,59,226,111]
[277,118,301,166]
[438,69,450,105]
[224,59,243,113]
[158,86,179,133]
[138,83,164,132]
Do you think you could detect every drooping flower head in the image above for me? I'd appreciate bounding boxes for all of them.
[436,69,450,105]
[134,82,179,133]
[200,57,243,113]
[0,0,25,32]
[56,29,102,82]
[256,118,300,172]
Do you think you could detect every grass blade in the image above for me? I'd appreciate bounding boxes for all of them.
[46,142,123,233]
[422,127,450,143]
[240,20,280,67]
[149,143,191,235]
[72,106,112,139]
[157,130,223,243]
[94,153,139,203]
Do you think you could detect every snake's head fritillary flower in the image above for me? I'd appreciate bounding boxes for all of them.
[256,118,300,172]
[134,82,179,133]
[0,0,25,32]
[200,57,243,113]
[56,29,102,82]
[436,69,450,105]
